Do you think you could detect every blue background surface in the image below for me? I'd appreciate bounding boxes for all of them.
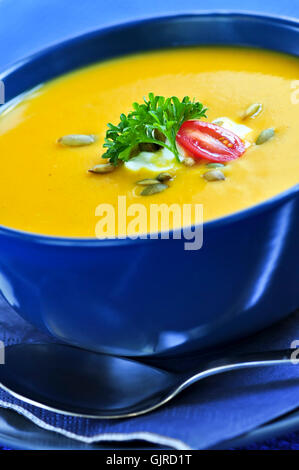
[0,0,298,71]
[0,0,298,450]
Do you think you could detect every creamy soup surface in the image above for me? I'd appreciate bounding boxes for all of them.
[0,47,298,237]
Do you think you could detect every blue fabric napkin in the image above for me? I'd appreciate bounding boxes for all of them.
[0,296,298,450]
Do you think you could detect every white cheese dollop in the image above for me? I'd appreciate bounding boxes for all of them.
[212,117,252,148]
[124,146,179,173]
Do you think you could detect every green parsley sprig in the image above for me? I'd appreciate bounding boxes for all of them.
[102,93,207,165]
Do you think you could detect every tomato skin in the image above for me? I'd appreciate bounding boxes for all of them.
[176,120,246,162]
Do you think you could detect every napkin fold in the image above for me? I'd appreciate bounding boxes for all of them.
[0,296,298,450]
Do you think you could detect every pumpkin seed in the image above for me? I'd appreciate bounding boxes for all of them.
[183,157,195,167]
[203,170,225,181]
[256,128,275,145]
[139,130,166,153]
[136,178,159,185]
[139,142,161,152]
[140,183,168,196]
[242,103,262,120]
[152,128,166,142]
[129,145,141,158]
[58,134,97,146]
[206,163,225,169]
[88,163,115,174]
[157,172,173,182]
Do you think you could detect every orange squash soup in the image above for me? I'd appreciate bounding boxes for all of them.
[0,47,298,237]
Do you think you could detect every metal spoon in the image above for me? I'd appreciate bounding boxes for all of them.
[0,343,296,419]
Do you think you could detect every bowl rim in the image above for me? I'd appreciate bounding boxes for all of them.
[0,10,298,246]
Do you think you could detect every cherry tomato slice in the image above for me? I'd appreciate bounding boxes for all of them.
[176,120,246,162]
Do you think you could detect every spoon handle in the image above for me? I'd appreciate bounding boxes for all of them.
[182,348,299,390]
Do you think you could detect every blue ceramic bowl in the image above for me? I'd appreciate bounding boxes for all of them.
[0,13,298,357]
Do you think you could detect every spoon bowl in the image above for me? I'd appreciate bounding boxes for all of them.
[0,343,296,418]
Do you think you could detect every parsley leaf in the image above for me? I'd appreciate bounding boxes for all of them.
[102,93,207,165]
